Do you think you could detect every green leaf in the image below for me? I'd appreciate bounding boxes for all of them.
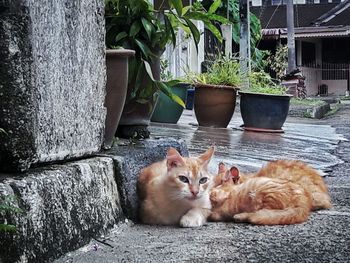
[133,63,146,98]
[164,79,181,86]
[205,23,223,42]
[156,81,185,108]
[183,18,200,49]
[208,0,222,14]
[136,98,150,104]
[115,32,128,43]
[184,12,210,23]
[164,15,176,48]
[144,60,155,81]
[170,0,183,16]
[134,39,155,59]
[0,224,16,233]
[182,6,191,15]
[0,128,7,135]
[130,21,142,37]
[141,17,154,40]
[205,13,231,24]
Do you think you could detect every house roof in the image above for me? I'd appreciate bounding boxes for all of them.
[251,3,338,28]
[313,0,350,26]
[251,1,350,38]
[280,25,350,38]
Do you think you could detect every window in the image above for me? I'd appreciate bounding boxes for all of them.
[252,0,263,6]
[302,42,316,66]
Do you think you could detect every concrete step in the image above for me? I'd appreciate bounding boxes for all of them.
[0,138,187,263]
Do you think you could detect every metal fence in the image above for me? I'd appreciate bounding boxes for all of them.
[300,63,350,96]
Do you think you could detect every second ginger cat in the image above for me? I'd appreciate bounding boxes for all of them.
[210,160,332,225]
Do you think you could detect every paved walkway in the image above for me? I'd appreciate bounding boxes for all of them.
[56,102,350,263]
[150,109,345,172]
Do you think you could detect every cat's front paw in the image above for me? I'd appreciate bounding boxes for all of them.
[233,213,250,223]
[180,212,205,228]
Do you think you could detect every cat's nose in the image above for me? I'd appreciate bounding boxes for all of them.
[191,189,199,197]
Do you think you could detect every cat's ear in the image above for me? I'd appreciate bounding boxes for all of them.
[230,166,240,184]
[230,166,240,178]
[218,162,226,174]
[166,147,185,170]
[222,166,240,184]
[198,146,215,167]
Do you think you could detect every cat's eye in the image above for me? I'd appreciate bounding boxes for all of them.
[178,175,189,184]
[199,177,208,184]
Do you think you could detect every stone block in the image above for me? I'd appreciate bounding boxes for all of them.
[101,138,189,221]
[0,0,106,172]
[308,103,331,119]
[0,157,123,263]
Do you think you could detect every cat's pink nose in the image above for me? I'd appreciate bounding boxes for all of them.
[191,189,199,197]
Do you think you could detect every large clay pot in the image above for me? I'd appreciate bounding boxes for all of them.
[239,91,292,132]
[117,57,161,139]
[104,49,135,148]
[194,84,239,128]
[151,83,189,124]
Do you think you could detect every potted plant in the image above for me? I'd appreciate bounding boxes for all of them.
[239,70,292,132]
[187,57,240,128]
[104,48,135,148]
[151,59,189,124]
[105,0,228,138]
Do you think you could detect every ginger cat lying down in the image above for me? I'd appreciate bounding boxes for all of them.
[210,160,332,225]
[138,147,215,227]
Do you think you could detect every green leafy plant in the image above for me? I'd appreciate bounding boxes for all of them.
[202,0,266,69]
[160,58,173,81]
[105,0,229,107]
[266,44,288,80]
[0,196,22,233]
[185,57,240,87]
[248,70,287,95]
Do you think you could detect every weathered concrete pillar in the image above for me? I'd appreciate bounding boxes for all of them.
[0,157,123,263]
[0,0,106,172]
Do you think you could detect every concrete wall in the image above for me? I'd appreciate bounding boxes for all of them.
[0,0,106,172]
[322,80,348,96]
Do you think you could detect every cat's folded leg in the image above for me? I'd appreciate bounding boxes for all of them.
[180,208,211,228]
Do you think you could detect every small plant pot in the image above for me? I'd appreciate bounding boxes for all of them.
[194,84,238,128]
[239,91,292,132]
[151,83,189,124]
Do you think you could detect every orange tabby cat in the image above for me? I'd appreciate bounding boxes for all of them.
[138,147,215,227]
[216,160,332,211]
[254,160,332,211]
[210,167,313,225]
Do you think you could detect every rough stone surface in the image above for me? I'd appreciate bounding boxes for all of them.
[100,138,189,221]
[308,103,331,119]
[0,157,123,263]
[288,101,331,119]
[0,0,106,172]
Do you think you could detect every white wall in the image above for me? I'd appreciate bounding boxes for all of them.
[322,80,348,96]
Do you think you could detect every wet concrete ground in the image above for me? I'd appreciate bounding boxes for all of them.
[56,102,350,263]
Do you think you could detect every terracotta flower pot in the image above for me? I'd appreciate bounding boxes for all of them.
[194,84,239,128]
[239,91,292,132]
[104,49,135,148]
